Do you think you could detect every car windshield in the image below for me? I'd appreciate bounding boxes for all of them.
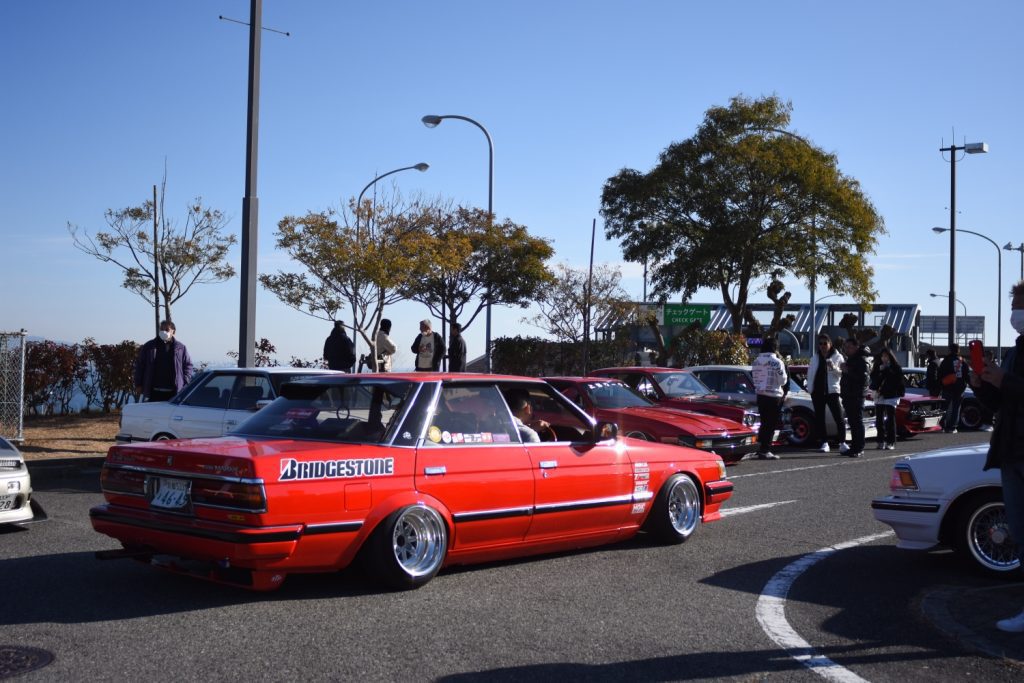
[651,372,712,397]
[235,379,418,444]
[585,382,652,409]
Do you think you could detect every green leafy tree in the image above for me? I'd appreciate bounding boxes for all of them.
[24,341,83,415]
[80,338,139,412]
[524,263,636,344]
[68,175,236,323]
[601,94,885,333]
[260,192,447,359]
[667,328,750,367]
[403,206,555,335]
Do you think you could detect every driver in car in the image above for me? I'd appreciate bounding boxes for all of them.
[506,389,551,443]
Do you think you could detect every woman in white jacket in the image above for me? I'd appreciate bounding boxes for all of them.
[807,333,846,452]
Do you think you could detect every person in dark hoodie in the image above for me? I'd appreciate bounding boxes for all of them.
[839,336,870,458]
[938,343,972,433]
[870,347,905,450]
[323,321,355,372]
[973,281,1024,632]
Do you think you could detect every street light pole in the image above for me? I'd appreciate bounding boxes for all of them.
[422,114,494,372]
[929,292,968,317]
[1005,242,1024,280]
[938,140,988,349]
[354,163,429,367]
[933,227,1001,363]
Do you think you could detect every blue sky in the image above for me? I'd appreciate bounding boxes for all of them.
[2,1,1022,367]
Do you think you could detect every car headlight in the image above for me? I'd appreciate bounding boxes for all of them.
[743,413,757,427]
[889,464,918,492]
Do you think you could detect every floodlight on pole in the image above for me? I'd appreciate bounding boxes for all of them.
[1005,241,1024,280]
[937,139,988,349]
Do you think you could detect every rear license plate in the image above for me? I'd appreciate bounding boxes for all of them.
[151,477,190,510]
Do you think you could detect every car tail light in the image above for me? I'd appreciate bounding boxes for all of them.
[101,466,146,496]
[889,464,918,492]
[191,479,267,512]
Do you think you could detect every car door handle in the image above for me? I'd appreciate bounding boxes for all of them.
[225,420,237,427]
[424,466,446,476]
[539,461,558,470]
[173,416,183,421]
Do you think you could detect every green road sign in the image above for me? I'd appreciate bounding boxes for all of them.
[664,303,711,326]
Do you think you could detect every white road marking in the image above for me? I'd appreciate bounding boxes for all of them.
[730,453,906,479]
[720,500,797,517]
[756,531,894,682]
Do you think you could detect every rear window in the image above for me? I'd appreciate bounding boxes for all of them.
[235,380,417,444]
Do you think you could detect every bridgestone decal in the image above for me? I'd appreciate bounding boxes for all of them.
[279,457,395,481]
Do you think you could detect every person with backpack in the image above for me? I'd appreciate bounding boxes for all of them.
[938,343,971,433]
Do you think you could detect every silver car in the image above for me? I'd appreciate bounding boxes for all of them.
[0,435,34,525]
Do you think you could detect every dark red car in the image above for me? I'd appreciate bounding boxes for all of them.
[543,377,758,464]
[591,367,759,430]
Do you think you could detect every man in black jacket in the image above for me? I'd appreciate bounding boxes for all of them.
[323,322,355,372]
[839,337,870,458]
[974,281,1024,632]
[939,343,972,433]
[924,348,941,397]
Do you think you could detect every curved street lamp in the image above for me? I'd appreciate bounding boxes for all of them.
[933,226,1001,363]
[929,292,967,317]
[352,163,429,366]
[422,113,494,372]
[1005,241,1024,280]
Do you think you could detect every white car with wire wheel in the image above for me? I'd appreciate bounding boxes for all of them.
[116,367,340,443]
[0,435,34,525]
[871,443,1017,577]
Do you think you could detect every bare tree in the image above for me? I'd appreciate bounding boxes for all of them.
[68,174,236,322]
[525,263,635,343]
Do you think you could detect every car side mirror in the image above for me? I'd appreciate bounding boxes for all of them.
[593,421,618,442]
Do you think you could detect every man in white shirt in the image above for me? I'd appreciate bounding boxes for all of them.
[751,338,788,460]
[375,318,397,372]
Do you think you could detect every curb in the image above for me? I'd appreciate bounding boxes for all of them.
[920,583,1024,665]
[27,456,105,480]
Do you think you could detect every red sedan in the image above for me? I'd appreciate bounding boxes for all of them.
[90,373,732,591]
[542,377,758,463]
[592,366,759,429]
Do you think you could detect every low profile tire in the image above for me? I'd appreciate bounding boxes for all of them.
[644,474,701,544]
[787,409,813,447]
[367,505,448,590]
[958,401,984,431]
[952,491,1021,577]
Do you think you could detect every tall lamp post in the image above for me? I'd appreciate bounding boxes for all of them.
[1005,242,1024,280]
[422,114,494,372]
[933,226,1001,363]
[354,163,429,366]
[929,293,968,346]
[938,139,988,349]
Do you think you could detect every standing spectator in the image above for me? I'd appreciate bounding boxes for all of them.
[870,347,905,450]
[939,343,971,433]
[374,318,397,372]
[411,319,445,372]
[924,348,942,397]
[839,337,870,458]
[808,333,845,453]
[134,320,193,402]
[323,321,355,372]
[751,337,788,460]
[972,281,1024,632]
[448,323,467,372]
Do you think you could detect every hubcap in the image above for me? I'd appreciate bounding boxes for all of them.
[392,507,446,577]
[667,478,699,535]
[969,503,1019,572]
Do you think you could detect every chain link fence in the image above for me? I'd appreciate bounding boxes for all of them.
[0,330,26,443]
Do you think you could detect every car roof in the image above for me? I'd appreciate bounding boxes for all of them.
[204,367,341,375]
[593,367,692,374]
[543,376,620,384]
[285,372,547,384]
[687,364,752,371]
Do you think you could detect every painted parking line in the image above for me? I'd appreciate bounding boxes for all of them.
[720,501,797,517]
[755,531,894,682]
[729,453,906,479]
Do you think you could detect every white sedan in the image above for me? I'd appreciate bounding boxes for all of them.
[687,364,878,447]
[871,443,1017,577]
[116,367,340,442]
[0,435,34,525]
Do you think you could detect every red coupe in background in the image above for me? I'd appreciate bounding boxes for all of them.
[591,367,759,429]
[91,373,732,591]
[542,376,758,463]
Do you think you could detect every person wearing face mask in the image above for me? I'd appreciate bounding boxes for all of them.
[973,281,1024,632]
[133,320,194,402]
